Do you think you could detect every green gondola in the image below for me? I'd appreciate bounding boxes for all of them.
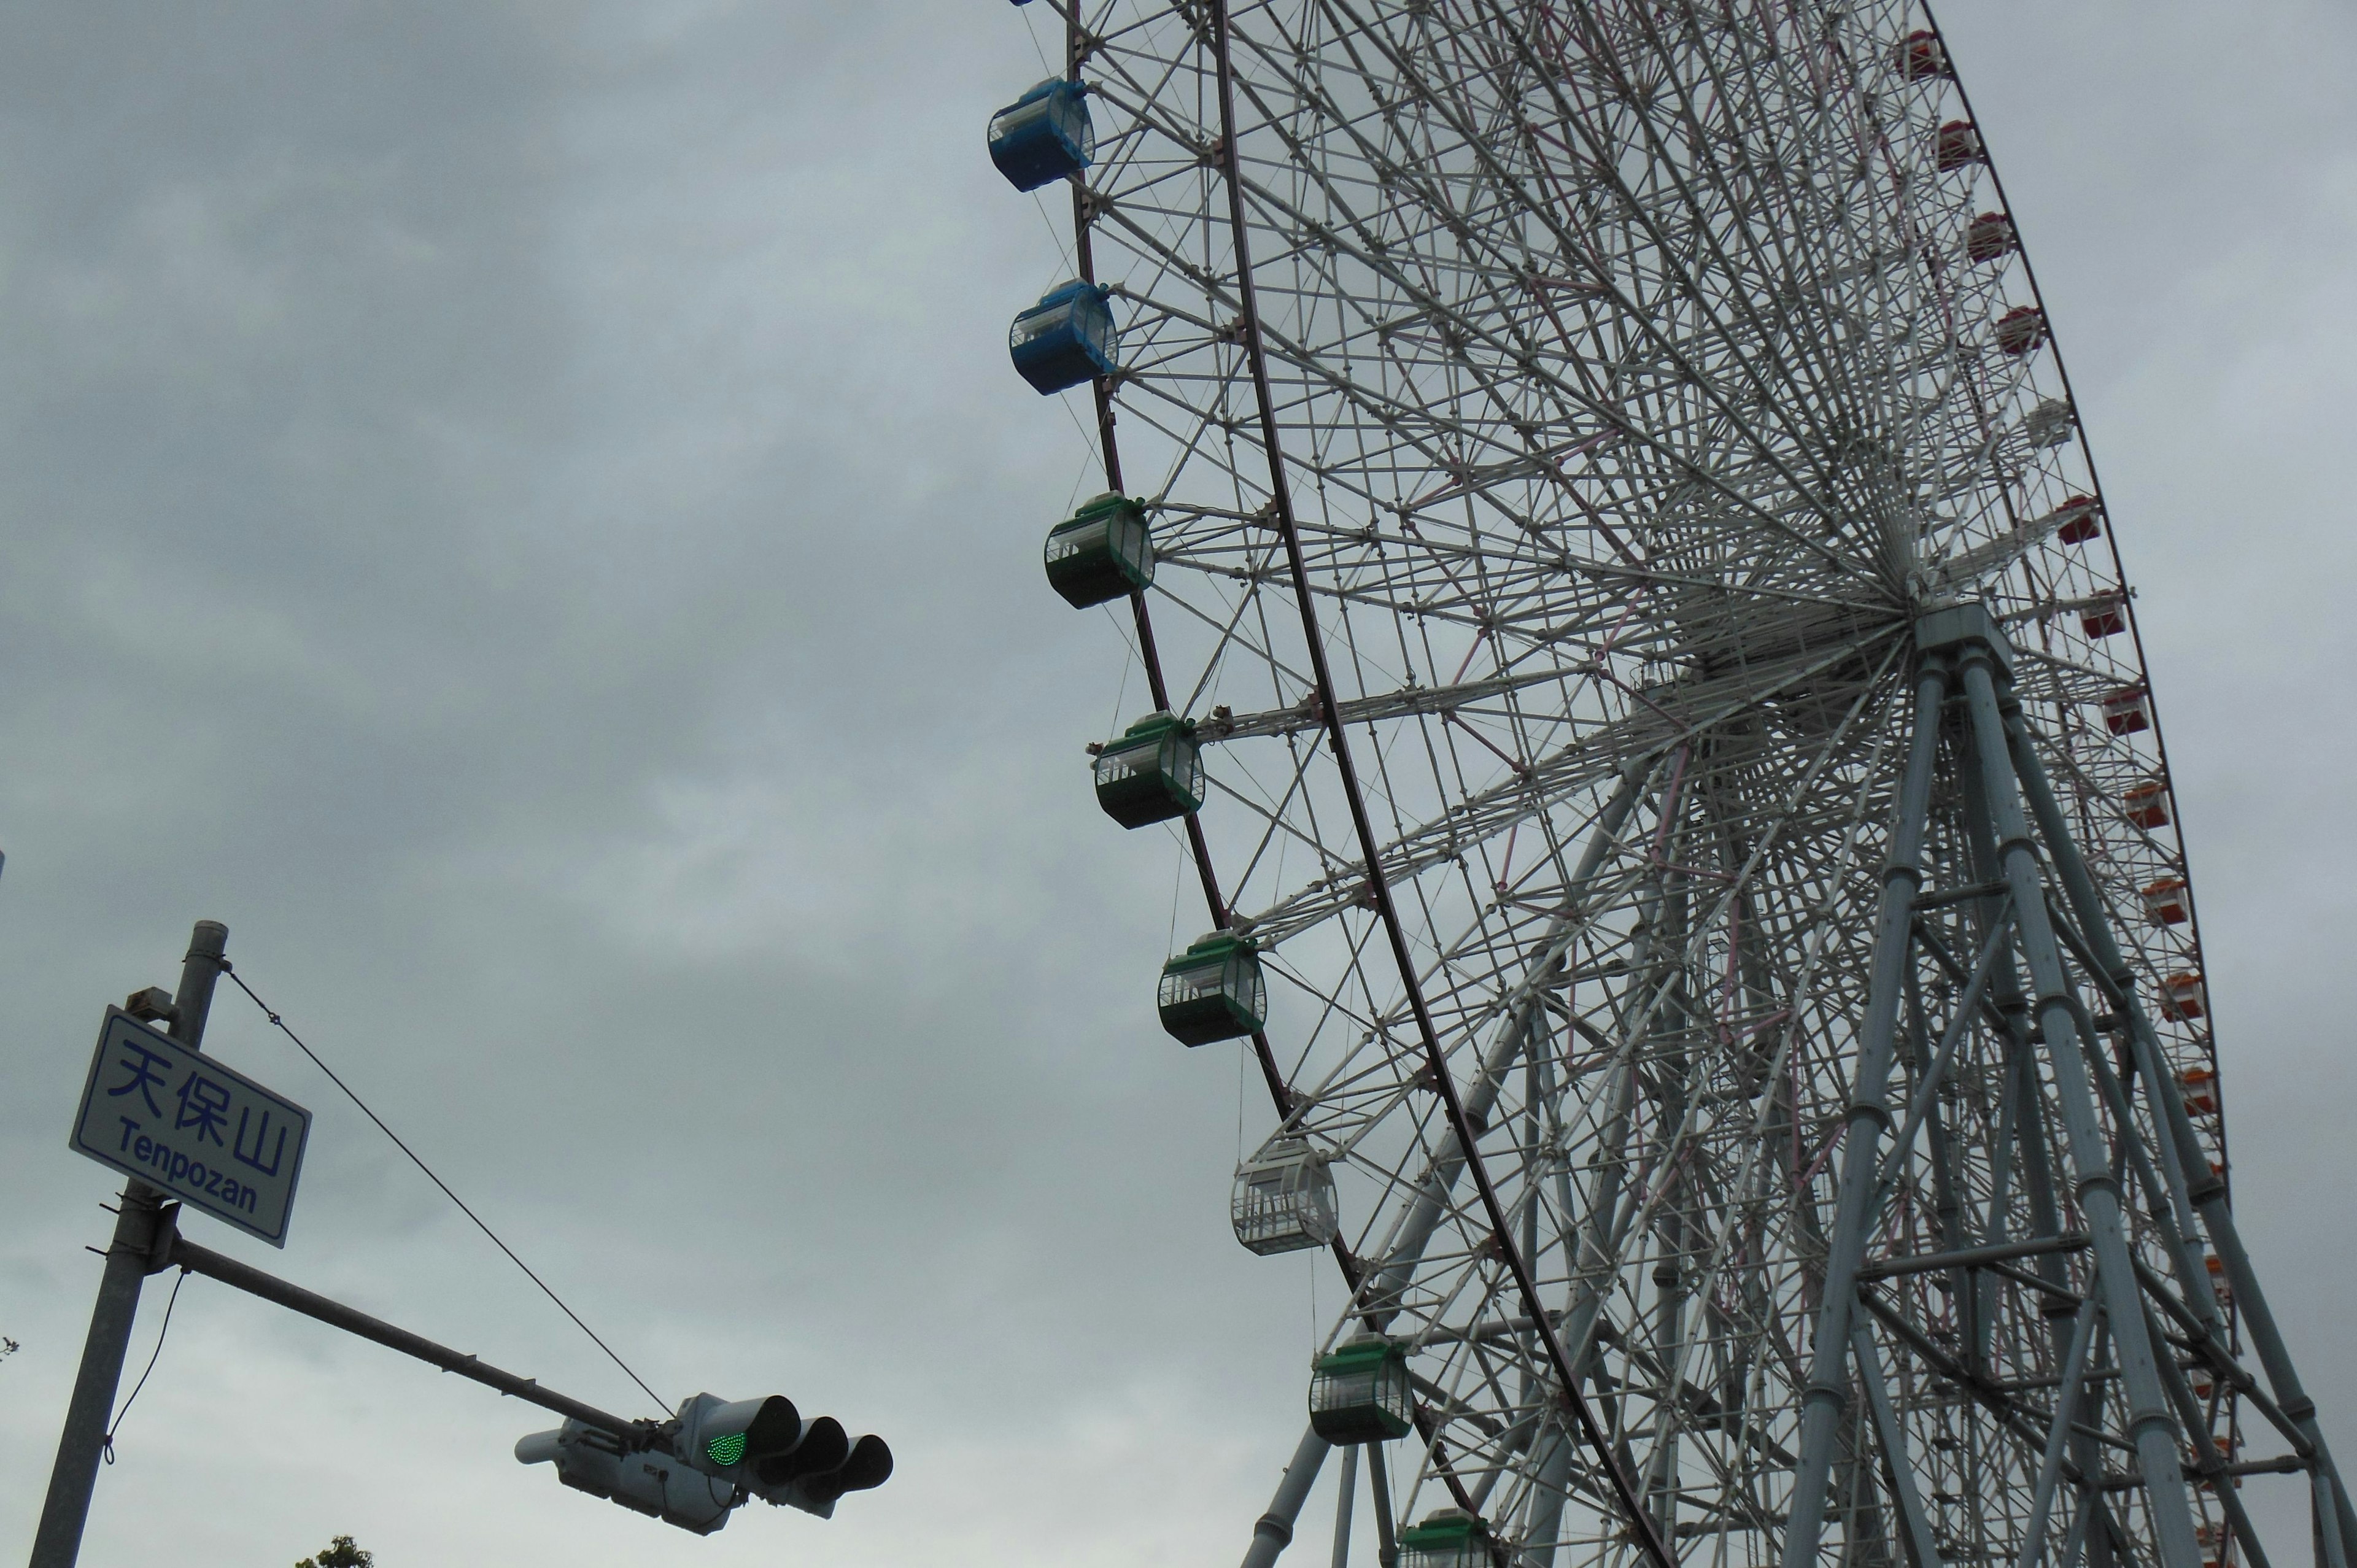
[1307,1336,1413,1444]
[1094,711,1204,828]
[1396,1511,1491,1568]
[1045,493,1155,608]
[1158,932,1265,1046]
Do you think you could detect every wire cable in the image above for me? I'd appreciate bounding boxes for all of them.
[219,962,669,1413]
[103,1268,184,1463]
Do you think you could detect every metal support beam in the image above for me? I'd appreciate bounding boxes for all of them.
[1243,1425,1334,1568]
[1954,651,2200,1568]
[31,921,230,1568]
[2003,711,2357,1558]
[2140,1300,2277,1568]
[1333,1443,1359,1568]
[1370,1443,1401,1568]
[2016,1298,2100,1568]
[1859,1234,2090,1281]
[1522,1428,1571,1568]
[1360,769,1649,1326]
[1851,1321,1943,1568]
[1779,659,1948,1568]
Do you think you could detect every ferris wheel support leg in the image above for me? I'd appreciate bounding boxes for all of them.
[2003,717,2357,1562]
[1242,1425,1333,1568]
[2316,1477,2351,1568]
[1959,754,2110,1542]
[1330,1443,1358,1568]
[1368,1442,1400,1568]
[1778,660,1949,1568]
[2196,1203,2357,1562]
[1954,651,2203,1568]
[1850,1318,1943,1568]
[1521,1428,1572,1568]
[2140,1297,2280,1568]
[2003,714,2224,1331]
[2014,1296,2100,1568]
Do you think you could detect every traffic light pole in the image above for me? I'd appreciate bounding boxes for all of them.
[160,1226,657,1446]
[31,923,891,1553]
[30,921,230,1568]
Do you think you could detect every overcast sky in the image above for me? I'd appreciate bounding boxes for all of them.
[1,5,2351,1566]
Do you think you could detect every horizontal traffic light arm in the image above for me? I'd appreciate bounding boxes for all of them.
[165,1227,660,1449]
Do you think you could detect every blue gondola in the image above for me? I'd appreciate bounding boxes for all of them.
[1010,281,1117,395]
[988,79,1094,191]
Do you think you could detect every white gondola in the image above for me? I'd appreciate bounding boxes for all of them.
[2024,397,2074,449]
[1230,1137,1339,1256]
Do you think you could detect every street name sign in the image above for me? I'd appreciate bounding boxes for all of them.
[69,1006,312,1246]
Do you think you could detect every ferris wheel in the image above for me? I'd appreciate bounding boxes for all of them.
[984,8,2348,1568]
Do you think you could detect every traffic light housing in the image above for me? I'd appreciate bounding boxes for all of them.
[748,1421,893,1517]
[518,1394,893,1531]
[673,1392,806,1485]
[514,1421,735,1535]
[674,1392,894,1519]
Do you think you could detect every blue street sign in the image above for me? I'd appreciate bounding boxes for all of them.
[69,1007,312,1246]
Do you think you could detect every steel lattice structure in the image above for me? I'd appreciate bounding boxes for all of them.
[988,7,2348,1568]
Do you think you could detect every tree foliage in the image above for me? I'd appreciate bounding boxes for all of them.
[296,1536,373,1568]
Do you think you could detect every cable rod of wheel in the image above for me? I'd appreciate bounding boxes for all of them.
[1201,7,1676,1566]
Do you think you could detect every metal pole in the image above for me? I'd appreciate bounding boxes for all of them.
[1954,654,2201,1568]
[1956,753,2105,1567]
[2140,1300,2279,1568]
[1243,1426,1334,1568]
[1779,660,1948,1568]
[2014,1297,2100,1568]
[31,921,229,1568]
[2003,714,2357,1558]
[164,1233,651,1443]
[1369,1444,1401,1568]
[1332,1443,1359,1568]
[1361,770,1648,1323]
[1850,1320,1943,1568]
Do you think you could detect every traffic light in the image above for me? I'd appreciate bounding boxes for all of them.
[673,1391,894,1519]
[517,1393,893,1531]
[672,1392,805,1485]
[514,1420,735,1535]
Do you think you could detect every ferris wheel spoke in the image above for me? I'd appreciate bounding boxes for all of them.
[1493,4,1897,476]
[1299,10,1867,531]
[1097,77,1885,584]
[1235,631,1900,949]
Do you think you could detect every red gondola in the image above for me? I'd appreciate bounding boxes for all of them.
[1994,305,2046,356]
